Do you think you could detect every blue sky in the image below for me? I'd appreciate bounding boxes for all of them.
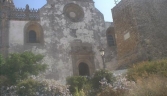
[13,0,116,22]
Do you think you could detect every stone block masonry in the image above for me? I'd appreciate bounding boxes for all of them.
[112,0,167,69]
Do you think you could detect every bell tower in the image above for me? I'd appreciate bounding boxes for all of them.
[0,0,15,57]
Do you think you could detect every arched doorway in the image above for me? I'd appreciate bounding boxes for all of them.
[79,62,90,76]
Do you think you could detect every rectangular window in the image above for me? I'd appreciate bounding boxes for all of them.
[107,35,115,46]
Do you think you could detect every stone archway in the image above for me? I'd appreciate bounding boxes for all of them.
[78,62,90,76]
[71,41,95,76]
[24,21,44,44]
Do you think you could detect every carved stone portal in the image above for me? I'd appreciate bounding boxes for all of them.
[71,40,95,76]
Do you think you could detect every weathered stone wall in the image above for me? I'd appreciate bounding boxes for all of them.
[104,22,117,70]
[112,0,139,68]
[0,5,11,57]
[112,0,167,68]
[8,0,106,83]
[9,21,28,47]
[133,0,167,61]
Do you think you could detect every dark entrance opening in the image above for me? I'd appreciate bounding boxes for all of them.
[29,30,36,43]
[79,62,90,76]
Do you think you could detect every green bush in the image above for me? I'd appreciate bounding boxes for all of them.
[66,70,115,96]
[16,79,47,96]
[0,54,5,68]
[66,76,88,94]
[127,59,167,81]
[0,75,9,86]
[91,69,115,89]
[97,87,126,96]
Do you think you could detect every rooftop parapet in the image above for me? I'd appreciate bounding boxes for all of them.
[9,4,40,21]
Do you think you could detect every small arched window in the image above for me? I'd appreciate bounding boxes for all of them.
[29,30,36,43]
[107,35,115,46]
[24,22,44,44]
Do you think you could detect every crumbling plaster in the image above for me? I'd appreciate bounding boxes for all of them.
[8,0,109,82]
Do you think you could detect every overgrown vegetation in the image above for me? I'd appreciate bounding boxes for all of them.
[2,52,167,96]
[66,69,116,96]
[66,76,88,94]
[0,52,48,95]
[126,59,167,96]
[16,79,48,96]
[127,75,167,96]
[91,69,115,89]
[127,59,167,81]
[67,59,167,96]
[97,87,126,96]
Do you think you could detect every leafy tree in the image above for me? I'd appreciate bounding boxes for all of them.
[0,52,47,84]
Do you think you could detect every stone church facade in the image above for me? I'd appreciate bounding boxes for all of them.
[0,0,117,82]
[1,0,167,82]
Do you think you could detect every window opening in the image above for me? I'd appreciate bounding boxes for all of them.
[29,30,36,43]
[107,35,115,46]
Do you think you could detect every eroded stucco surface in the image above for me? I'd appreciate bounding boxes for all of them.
[8,0,108,83]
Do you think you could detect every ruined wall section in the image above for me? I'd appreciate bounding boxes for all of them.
[112,0,139,69]
[133,0,167,61]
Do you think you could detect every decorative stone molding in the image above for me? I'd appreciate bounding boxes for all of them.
[24,21,44,44]
[71,41,95,76]
[70,0,94,2]
[8,5,40,21]
[63,3,84,22]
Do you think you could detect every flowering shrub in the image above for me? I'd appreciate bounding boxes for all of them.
[97,74,135,96]
[16,79,48,96]
[42,79,71,96]
[0,85,17,96]
[112,75,135,90]
[0,79,72,96]
[91,69,115,89]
